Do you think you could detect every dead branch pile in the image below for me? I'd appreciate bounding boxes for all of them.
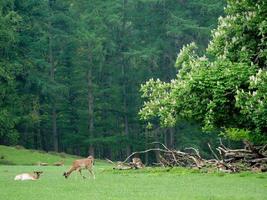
[155,143,208,170]
[108,141,267,173]
[162,141,267,172]
[214,140,267,172]
[106,158,145,170]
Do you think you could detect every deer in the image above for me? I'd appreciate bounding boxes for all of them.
[14,171,43,181]
[131,157,145,169]
[63,156,95,179]
[53,160,64,166]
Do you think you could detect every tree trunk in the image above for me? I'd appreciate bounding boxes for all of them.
[34,119,42,150]
[52,105,58,151]
[87,49,94,156]
[169,128,175,148]
[154,128,161,163]
[49,31,58,152]
[48,0,58,152]
[164,128,168,147]
[164,128,175,149]
[121,0,131,157]
[40,125,47,151]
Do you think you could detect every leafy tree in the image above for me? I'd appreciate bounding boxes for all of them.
[0,0,23,145]
[140,0,267,143]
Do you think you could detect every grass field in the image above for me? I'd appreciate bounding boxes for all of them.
[1,145,267,200]
[0,145,81,165]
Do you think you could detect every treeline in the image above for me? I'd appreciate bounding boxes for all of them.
[0,0,224,159]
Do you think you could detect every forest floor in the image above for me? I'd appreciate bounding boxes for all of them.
[0,145,267,200]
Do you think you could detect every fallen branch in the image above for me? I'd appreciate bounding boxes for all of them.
[208,143,220,161]
[123,148,171,163]
[108,141,267,173]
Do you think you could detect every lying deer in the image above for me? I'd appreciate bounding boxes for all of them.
[131,157,145,169]
[14,171,43,181]
[63,156,95,179]
[53,160,64,166]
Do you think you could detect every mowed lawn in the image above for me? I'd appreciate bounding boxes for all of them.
[1,164,267,200]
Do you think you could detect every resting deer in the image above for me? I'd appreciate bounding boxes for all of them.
[53,160,64,166]
[14,171,43,181]
[63,156,95,179]
[131,157,145,169]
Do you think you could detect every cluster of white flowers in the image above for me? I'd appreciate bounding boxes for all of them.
[218,16,233,29]
[248,11,256,18]
[249,69,265,86]
[231,37,237,43]
[198,55,208,62]
[241,46,246,51]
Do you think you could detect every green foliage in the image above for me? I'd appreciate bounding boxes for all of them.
[140,0,267,142]
[220,128,250,141]
[235,69,267,143]
[0,0,225,158]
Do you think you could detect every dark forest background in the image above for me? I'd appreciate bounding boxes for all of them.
[0,0,225,160]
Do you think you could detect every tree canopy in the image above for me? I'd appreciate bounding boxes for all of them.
[139,0,267,143]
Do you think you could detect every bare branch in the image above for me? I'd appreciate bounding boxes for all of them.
[105,158,115,165]
[151,142,170,151]
[123,148,171,163]
[208,143,220,161]
[184,147,201,158]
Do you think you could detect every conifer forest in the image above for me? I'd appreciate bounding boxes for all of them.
[1,0,266,161]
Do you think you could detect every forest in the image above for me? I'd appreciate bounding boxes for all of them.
[1,0,266,162]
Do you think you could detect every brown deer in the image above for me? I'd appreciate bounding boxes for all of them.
[131,157,145,169]
[63,156,95,179]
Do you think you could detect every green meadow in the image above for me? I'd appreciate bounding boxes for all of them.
[0,145,267,200]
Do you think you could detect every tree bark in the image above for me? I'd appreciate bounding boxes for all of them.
[121,0,131,157]
[87,49,94,156]
[49,0,58,152]
[169,127,175,148]
[52,105,58,151]
[122,64,131,156]
[154,128,161,163]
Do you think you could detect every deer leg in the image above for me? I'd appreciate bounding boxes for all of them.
[78,168,86,179]
[64,166,76,179]
[88,168,95,180]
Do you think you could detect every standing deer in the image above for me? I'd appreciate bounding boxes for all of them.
[63,156,95,179]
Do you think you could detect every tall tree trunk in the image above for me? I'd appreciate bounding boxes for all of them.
[154,128,161,163]
[52,105,58,151]
[49,0,58,152]
[169,127,175,148]
[40,124,47,151]
[121,0,131,157]
[87,49,94,156]
[145,129,149,165]
[164,128,168,147]
[36,123,41,149]
[122,64,131,156]
[34,108,41,150]
[164,128,175,149]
